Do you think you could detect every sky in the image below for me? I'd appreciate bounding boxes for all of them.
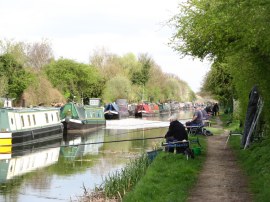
[0,0,210,93]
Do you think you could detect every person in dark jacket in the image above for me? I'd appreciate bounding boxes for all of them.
[212,103,219,116]
[165,114,188,153]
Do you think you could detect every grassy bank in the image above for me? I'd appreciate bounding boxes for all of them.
[122,137,206,202]
[220,114,270,202]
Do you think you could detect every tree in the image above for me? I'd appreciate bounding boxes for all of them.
[170,0,270,122]
[0,54,33,101]
[0,76,8,97]
[26,39,54,70]
[201,61,234,108]
[102,75,131,103]
[45,59,104,101]
[131,53,152,86]
[0,39,28,66]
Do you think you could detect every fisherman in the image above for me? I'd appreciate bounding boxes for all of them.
[185,106,203,127]
[164,114,188,153]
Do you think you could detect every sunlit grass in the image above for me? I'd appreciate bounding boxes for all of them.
[123,137,206,202]
[98,153,151,200]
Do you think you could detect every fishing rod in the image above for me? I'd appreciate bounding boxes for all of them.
[61,136,165,147]
[4,136,166,156]
[5,117,194,156]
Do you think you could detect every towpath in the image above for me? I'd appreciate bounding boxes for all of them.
[187,117,253,202]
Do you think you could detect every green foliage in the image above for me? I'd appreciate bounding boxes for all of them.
[219,113,270,201]
[230,136,270,202]
[90,49,195,103]
[131,55,151,86]
[102,75,131,103]
[44,59,104,101]
[202,61,235,108]
[123,146,206,202]
[170,0,270,130]
[100,154,151,199]
[0,54,33,100]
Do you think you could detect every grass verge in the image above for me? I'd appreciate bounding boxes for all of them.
[220,113,270,202]
[122,137,206,202]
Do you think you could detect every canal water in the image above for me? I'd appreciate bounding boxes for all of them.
[0,110,193,202]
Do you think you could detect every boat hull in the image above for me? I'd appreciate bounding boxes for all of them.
[135,111,159,118]
[0,124,63,158]
[63,119,106,134]
[104,113,119,120]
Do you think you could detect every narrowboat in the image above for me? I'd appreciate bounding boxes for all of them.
[116,99,129,119]
[0,106,63,157]
[104,103,120,120]
[149,103,160,115]
[135,102,156,118]
[60,98,106,134]
[128,103,137,116]
[169,101,180,113]
[158,103,171,115]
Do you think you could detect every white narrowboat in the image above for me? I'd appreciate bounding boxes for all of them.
[0,107,63,158]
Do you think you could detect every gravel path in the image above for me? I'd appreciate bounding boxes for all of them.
[187,117,253,202]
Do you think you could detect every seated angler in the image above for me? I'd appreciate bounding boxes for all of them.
[164,114,188,154]
[185,106,204,133]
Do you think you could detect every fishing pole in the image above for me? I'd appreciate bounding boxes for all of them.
[61,136,165,147]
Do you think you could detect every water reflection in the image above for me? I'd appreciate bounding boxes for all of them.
[0,110,194,201]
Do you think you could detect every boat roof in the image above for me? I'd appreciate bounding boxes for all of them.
[0,107,60,113]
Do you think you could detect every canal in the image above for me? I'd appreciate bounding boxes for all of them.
[0,110,193,202]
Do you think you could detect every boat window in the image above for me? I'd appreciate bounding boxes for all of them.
[33,115,36,125]
[45,113,49,123]
[21,115,25,127]
[56,112,59,121]
[28,115,31,126]
[10,118,14,125]
[51,113,54,122]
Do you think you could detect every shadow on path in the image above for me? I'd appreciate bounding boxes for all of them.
[187,117,253,202]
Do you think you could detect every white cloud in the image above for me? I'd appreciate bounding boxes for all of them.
[0,0,210,92]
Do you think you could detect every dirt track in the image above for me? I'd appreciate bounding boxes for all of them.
[187,117,253,202]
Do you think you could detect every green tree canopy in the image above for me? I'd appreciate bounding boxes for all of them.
[170,0,270,122]
[0,54,33,100]
[102,75,131,103]
[45,59,104,101]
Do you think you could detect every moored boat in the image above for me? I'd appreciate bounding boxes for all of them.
[158,103,171,115]
[0,106,63,158]
[149,103,160,115]
[169,101,180,113]
[128,103,137,116]
[104,103,120,120]
[60,98,106,134]
[135,102,156,118]
[116,99,129,119]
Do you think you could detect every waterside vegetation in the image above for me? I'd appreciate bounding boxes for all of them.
[0,40,196,107]
[82,136,206,201]
[170,2,270,200]
[221,114,270,202]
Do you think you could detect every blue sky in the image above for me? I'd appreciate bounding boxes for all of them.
[0,0,210,92]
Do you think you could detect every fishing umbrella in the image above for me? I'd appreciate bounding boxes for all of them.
[241,85,260,148]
